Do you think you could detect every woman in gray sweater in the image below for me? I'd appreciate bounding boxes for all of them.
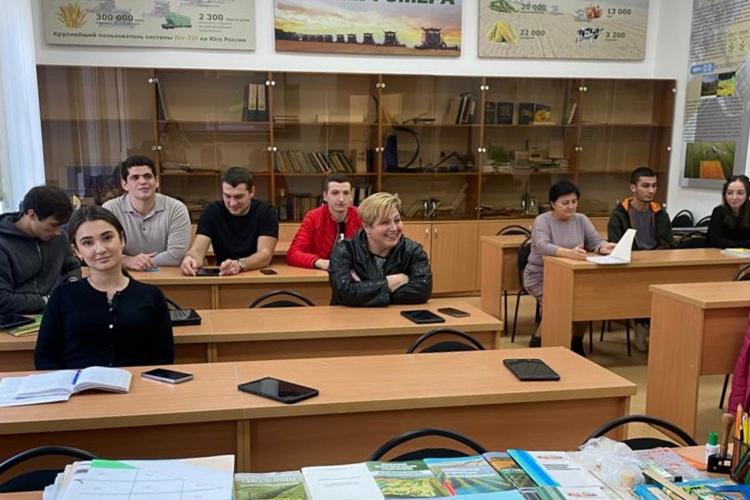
[524,181,615,355]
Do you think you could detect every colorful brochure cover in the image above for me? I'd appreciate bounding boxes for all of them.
[234,471,308,500]
[424,455,510,494]
[483,452,535,489]
[366,461,448,498]
[507,451,602,488]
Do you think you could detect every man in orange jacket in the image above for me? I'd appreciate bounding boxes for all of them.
[287,173,362,270]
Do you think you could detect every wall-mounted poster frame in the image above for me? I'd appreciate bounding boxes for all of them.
[43,0,255,51]
[478,0,648,60]
[681,0,749,189]
[274,0,462,57]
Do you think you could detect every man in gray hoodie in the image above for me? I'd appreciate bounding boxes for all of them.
[0,185,81,314]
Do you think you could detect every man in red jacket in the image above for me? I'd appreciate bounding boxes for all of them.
[287,173,362,270]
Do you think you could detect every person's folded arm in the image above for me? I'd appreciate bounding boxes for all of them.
[33,291,65,370]
[153,204,191,267]
[390,246,432,304]
[329,244,390,307]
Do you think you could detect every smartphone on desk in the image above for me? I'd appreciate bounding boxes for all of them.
[503,358,560,381]
[141,368,193,384]
[260,268,278,275]
[437,307,470,318]
[401,309,445,324]
[196,267,221,277]
[238,377,319,404]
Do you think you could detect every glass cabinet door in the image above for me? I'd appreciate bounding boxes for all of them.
[37,66,156,205]
[155,69,271,221]
[271,72,378,221]
[480,77,576,218]
[378,75,481,220]
[576,79,673,215]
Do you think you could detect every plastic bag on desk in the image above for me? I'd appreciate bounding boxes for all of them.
[572,436,645,490]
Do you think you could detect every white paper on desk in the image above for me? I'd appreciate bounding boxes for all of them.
[0,377,70,407]
[302,462,383,500]
[586,228,636,265]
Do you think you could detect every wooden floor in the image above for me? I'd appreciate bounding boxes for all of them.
[464,295,725,444]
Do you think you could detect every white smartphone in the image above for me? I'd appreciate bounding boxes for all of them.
[141,368,193,384]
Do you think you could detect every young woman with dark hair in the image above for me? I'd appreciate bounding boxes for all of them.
[707,175,750,248]
[34,205,173,370]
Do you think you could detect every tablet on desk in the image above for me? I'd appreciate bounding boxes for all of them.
[196,267,221,277]
[0,314,35,330]
[400,310,445,324]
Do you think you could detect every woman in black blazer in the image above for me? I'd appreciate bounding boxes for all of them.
[707,175,750,249]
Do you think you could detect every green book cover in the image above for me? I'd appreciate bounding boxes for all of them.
[366,460,449,498]
[2,314,42,337]
[234,471,308,500]
[424,455,510,494]
[483,452,535,489]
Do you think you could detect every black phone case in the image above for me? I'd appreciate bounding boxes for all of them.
[503,359,560,381]
[238,378,319,404]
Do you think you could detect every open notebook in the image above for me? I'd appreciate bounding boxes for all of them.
[586,229,636,265]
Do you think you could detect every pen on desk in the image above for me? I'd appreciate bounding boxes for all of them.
[72,369,81,385]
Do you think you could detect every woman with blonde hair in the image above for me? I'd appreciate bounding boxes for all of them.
[329,192,432,306]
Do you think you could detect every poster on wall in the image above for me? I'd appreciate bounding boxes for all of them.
[43,0,255,51]
[274,0,461,57]
[478,0,648,60]
[681,0,750,188]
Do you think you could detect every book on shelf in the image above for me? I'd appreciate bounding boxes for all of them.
[274,149,357,174]
[518,103,535,125]
[244,83,268,122]
[235,470,308,500]
[566,102,578,125]
[484,102,497,124]
[496,102,514,125]
[533,104,552,124]
[456,92,476,124]
[0,366,132,407]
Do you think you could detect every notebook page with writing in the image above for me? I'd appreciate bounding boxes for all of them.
[73,366,132,393]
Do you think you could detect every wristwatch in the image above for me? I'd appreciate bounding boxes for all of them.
[236,259,246,271]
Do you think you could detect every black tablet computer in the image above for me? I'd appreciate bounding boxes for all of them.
[169,309,202,326]
[238,377,319,404]
[400,309,445,324]
[503,358,560,381]
[0,314,35,330]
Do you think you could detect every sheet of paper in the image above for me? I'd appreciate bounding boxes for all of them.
[302,462,383,500]
[0,377,69,407]
[15,369,76,398]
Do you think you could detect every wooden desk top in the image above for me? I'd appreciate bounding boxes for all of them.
[546,248,749,270]
[130,264,329,285]
[0,348,635,435]
[650,281,750,309]
[0,299,500,350]
[481,235,529,248]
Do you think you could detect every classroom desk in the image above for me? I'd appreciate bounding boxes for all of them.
[646,281,750,436]
[0,348,635,474]
[0,299,501,371]
[540,249,748,348]
[130,264,330,309]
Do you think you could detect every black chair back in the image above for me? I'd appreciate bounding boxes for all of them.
[406,328,486,354]
[367,428,488,462]
[497,225,531,237]
[696,215,712,227]
[248,289,315,308]
[0,446,97,493]
[517,237,532,293]
[582,414,697,450]
[671,209,694,228]
[736,263,750,281]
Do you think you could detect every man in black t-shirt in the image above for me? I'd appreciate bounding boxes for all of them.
[181,167,279,276]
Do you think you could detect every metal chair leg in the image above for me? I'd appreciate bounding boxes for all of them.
[600,320,606,341]
[502,289,508,336]
[511,291,522,343]
[588,321,594,353]
[625,320,632,357]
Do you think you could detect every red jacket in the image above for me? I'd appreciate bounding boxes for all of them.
[286,205,362,268]
[729,311,750,412]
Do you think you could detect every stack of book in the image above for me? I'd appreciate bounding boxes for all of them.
[1,314,42,337]
[446,93,477,125]
[44,455,234,499]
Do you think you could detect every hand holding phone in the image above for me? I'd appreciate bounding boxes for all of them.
[141,368,193,384]
[238,377,318,404]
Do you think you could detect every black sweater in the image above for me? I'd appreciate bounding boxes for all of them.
[34,279,174,370]
[707,205,750,248]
